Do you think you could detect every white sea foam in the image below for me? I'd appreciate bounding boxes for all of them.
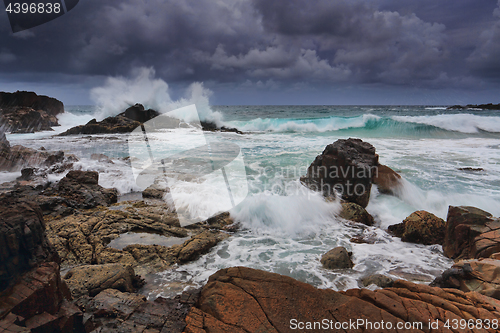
[90,67,223,124]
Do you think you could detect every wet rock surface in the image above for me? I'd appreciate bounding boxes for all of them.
[443,206,500,260]
[0,91,64,133]
[339,201,374,226]
[63,263,144,298]
[185,266,500,333]
[388,210,445,245]
[320,246,354,269]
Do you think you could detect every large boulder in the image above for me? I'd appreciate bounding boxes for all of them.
[0,194,59,291]
[443,206,500,259]
[184,266,500,332]
[388,210,445,245]
[0,91,64,133]
[339,202,374,226]
[301,138,379,207]
[320,246,354,269]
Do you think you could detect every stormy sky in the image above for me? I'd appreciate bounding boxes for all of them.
[1,0,500,105]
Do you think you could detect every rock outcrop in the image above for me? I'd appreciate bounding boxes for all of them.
[0,91,64,133]
[448,103,500,110]
[45,201,233,275]
[320,247,354,269]
[301,138,379,207]
[443,206,500,260]
[0,131,11,171]
[185,267,500,333]
[42,170,117,209]
[388,210,445,245]
[361,274,394,288]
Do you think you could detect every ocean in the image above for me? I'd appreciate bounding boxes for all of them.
[4,105,500,299]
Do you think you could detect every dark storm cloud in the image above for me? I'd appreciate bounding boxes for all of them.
[0,0,500,103]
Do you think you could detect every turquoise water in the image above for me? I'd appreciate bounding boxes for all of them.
[4,105,500,297]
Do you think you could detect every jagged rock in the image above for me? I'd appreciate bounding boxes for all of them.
[0,131,11,171]
[63,263,144,298]
[388,210,445,245]
[177,230,229,262]
[443,206,500,259]
[42,170,117,209]
[0,194,59,291]
[0,263,83,333]
[320,246,354,269]
[184,266,500,333]
[301,138,379,207]
[59,103,162,136]
[122,103,160,123]
[83,288,198,333]
[372,164,402,195]
[0,91,64,133]
[339,202,374,226]
[458,167,485,172]
[361,274,394,288]
[200,120,243,134]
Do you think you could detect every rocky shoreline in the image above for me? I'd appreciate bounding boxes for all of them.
[1,97,500,332]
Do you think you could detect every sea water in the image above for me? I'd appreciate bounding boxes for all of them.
[4,105,500,298]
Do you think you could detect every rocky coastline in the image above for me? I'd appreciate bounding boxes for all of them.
[1,99,500,332]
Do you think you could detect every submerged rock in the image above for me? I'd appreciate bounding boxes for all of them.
[184,266,500,333]
[339,202,374,226]
[388,210,445,245]
[320,246,354,269]
[361,274,394,288]
[443,206,500,259]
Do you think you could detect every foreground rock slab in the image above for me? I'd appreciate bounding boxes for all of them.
[185,266,500,333]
